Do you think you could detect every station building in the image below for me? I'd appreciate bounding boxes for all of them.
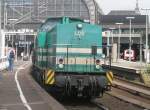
[100,9,150,61]
[0,0,103,57]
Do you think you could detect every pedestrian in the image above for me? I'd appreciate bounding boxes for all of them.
[7,47,15,72]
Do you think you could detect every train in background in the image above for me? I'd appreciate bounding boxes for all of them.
[124,49,135,61]
[32,17,113,98]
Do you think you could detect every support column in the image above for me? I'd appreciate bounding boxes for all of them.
[112,43,117,62]
[1,31,5,57]
[0,0,2,57]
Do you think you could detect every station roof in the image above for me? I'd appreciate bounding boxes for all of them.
[3,0,102,30]
[108,10,141,15]
[100,15,146,25]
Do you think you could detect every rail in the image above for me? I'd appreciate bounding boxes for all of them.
[113,77,150,97]
[91,100,109,110]
[108,77,150,109]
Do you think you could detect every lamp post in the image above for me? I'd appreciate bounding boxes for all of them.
[8,19,18,48]
[140,32,143,65]
[15,43,18,62]
[0,0,2,57]
[106,31,111,57]
[115,23,123,61]
[109,28,116,45]
[141,8,150,63]
[126,17,135,62]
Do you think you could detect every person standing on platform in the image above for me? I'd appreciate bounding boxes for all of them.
[7,46,15,72]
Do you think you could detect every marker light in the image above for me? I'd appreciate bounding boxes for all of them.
[59,58,63,64]
[96,59,100,65]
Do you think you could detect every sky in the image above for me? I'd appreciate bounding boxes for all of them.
[95,0,150,14]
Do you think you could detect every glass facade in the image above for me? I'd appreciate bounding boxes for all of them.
[4,0,96,24]
[1,0,103,29]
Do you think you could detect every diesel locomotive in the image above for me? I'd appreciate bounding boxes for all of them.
[32,17,113,98]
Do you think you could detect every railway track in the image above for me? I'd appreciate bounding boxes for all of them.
[61,98,109,110]
[55,93,143,110]
[107,77,150,109]
[31,68,144,110]
[91,100,109,110]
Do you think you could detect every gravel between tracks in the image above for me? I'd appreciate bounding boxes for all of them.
[95,93,144,110]
[61,99,103,110]
[59,93,144,110]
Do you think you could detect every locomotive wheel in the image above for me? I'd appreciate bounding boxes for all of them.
[88,77,93,97]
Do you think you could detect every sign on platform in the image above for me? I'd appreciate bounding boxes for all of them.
[19,41,31,47]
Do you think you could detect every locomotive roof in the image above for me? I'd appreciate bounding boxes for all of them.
[39,17,84,32]
[45,17,83,23]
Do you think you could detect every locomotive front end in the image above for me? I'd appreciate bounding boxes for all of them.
[48,21,113,97]
[32,17,113,98]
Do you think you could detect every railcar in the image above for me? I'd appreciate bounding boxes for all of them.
[32,17,113,98]
[124,49,135,61]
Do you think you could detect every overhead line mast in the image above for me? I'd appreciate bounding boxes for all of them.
[135,0,140,14]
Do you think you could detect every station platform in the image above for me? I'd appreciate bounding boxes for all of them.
[0,61,66,110]
[109,59,147,74]
[104,59,150,85]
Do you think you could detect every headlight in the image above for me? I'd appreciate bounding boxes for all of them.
[58,64,64,69]
[95,65,100,69]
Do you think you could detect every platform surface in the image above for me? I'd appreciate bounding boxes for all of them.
[0,61,66,110]
[105,59,148,73]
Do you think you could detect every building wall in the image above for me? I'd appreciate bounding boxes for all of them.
[101,15,147,45]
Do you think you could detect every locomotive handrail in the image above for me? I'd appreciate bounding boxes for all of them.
[53,44,112,47]
[53,44,78,46]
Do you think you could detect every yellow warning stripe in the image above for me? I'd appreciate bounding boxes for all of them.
[48,77,55,85]
[108,71,113,80]
[46,72,54,84]
[106,71,113,85]
[106,74,113,84]
[45,70,55,85]
[46,70,53,78]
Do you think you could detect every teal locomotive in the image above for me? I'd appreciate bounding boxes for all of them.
[32,17,113,98]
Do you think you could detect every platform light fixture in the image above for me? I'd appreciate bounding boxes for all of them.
[126,17,135,62]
